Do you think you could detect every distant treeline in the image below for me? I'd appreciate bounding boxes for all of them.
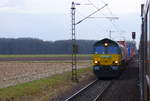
[0,38,137,54]
[0,38,96,54]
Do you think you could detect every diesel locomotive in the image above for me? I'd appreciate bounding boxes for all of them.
[93,38,127,78]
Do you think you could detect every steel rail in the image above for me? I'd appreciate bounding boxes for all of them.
[94,80,113,101]
[65,79,98,101]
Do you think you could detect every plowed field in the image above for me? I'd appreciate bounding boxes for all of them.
[0,60,91,88]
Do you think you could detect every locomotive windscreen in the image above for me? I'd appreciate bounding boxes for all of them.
[95,46,105,54]
[107,46,120,54]
[95,45,120,54]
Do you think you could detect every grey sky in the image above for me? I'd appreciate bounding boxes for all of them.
[0,0,144,46]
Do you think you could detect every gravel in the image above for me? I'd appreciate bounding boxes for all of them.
[101,59,140,101]
[67,80,111,101]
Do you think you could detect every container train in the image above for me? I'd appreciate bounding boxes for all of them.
[139,0,150,101]
[92,38,136,78]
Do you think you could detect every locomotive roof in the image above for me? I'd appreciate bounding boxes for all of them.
[94,38,119,47]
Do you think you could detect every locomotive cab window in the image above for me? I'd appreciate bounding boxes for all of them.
[107,46,120,54]
[95,46,105,54]
[94,45,120,54]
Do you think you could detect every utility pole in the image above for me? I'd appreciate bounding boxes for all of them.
[108,30,115,39]
[109,30,111,39]
[70,2,108,82]
[71,2,78,82]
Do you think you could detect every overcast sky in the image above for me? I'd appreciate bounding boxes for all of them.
[0,0,145,45]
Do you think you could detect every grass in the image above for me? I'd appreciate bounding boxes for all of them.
[0,54,92,58]
[0,67,92,101]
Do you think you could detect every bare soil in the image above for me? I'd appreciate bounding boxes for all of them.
[0,60,91,88]
[0,56,91,61]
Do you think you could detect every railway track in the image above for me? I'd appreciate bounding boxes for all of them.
[65,79,113,101]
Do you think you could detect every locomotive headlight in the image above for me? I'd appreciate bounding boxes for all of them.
[94,61,98,64]
[104,43,108,47]
[114,60,119,64]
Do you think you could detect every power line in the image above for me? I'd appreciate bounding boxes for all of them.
[87,0,99,9]
[89,16,119,19]
[107,6,113,15]
[99,0,107,5]
[87,0,107,17]
[87,0,120,35]
[97,0,120,29]
[76,4,108,25]
[100,0,126,34]
[86,0,127,40]
[86,0,117,20]
[99,0,114,15]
